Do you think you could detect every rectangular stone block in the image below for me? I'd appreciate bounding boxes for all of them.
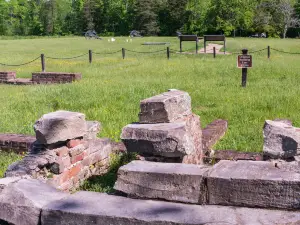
[34,111,87,145]
[263,120,300,159]
[114,161,210,204]
[207,160,300,209]
[0,179,67,225]
[88,138,111,155]
[139,90,192,124]
[41,192,300,225]
[122,114,202,159]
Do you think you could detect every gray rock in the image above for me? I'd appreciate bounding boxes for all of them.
[5,160,32,177]
[0,179,67,225]
[114,161,210,204]
[34,110,87,145]
[139,90,192,124]
[263,120,300,159]
[207,160,300,209]
[0,177,20,193]
[84,121,101,140]
[121,114,202,159]
[42,192,300,225]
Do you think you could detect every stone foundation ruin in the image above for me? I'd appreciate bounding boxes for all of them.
[0,89,300,225]
[0,71,81,85]
[5,111,111,191]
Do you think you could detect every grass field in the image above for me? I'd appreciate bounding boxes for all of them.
[1,36,300,176]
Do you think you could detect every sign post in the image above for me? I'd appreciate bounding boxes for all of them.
[237,49,252,87]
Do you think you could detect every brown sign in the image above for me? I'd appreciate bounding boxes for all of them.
[237,55,252,68]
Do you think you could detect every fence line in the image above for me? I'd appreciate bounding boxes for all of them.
[125,49,166,54]
[46,53,89,60]
[93,50,122,55]
[1,46,300,70]
[270,48,300,55]
[0,56,40,67]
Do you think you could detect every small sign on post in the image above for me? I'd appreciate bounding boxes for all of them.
[237,49,252,87]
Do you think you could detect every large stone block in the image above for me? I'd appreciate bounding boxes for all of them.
[0,179,67,225]
[34,110,87,145]
[121,114,202,159]
[114,161,210,204]
[263,120,300,159]
[41,192,300,225]
[139,90,192,124]
[207,160,300,209]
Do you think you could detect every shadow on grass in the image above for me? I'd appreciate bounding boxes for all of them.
[80,152,137,193]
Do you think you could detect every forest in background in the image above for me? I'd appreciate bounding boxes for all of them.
[1,0,300,38]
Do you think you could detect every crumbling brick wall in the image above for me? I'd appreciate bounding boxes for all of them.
[5,111,112,191]
[0,134,36,154]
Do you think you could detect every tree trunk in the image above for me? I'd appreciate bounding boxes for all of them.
[283,24,288,39]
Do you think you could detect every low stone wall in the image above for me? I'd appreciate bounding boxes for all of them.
[4,111,112,191]
[0,134,35,154]
[0,72,16,81]
[115,159,300,209]
[1,178,300,225]
[32,72,82,84]
[0,71,82,85]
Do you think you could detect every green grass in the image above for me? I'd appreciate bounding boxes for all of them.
[0,151,22,177]
[0,36,300,156]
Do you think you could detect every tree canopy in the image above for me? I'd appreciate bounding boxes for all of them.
[0,0,299,38]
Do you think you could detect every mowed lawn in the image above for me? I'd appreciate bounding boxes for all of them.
[1,36,300,175]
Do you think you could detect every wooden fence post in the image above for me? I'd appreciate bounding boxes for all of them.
[167,47,170,59]
[241,49,248,87]
[89,50,92,63]
[213,47,216,58]
[41,54,45,72]
[122,48,125,59]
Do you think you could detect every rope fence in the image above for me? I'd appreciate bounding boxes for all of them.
[0,56,40,67]
[46,53,89,60]
[1,46,300,71]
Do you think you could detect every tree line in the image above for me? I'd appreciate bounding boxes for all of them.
[1,0,300,38]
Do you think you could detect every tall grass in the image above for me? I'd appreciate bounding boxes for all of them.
[0,37,300,154]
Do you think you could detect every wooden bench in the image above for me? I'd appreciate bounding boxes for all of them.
[179,35,202,54]
[204,35,226,54]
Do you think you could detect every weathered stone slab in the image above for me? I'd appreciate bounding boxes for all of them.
[114,161,210,204]
[0,177,20,193]
[42,192,300,225]
[207,160,300,209]
[139,90,192,124]
[122,114,202,158]
[0,179,67,225]
[34,110,87,145]
[263,120,300,159]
